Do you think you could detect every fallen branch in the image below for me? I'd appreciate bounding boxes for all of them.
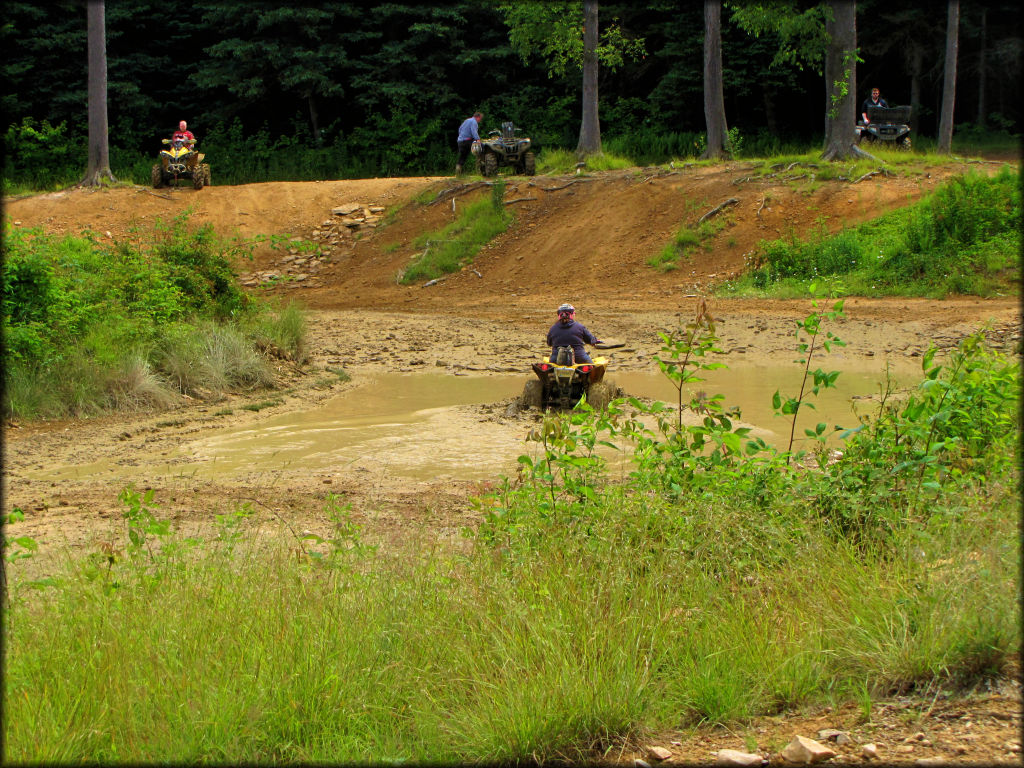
[428,181,492,205]
[527,178,593,192]
[698,197,739,224]
[756,197,767,216]
[147,191,172,200]
[852,170,883,184]
[504,196,537,205]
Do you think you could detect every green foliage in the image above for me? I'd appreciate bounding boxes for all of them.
[399,181,511,284]
[732,168,1020,297]
[2,117,77,188]
[500,0,646,78]
[1,216,303,419]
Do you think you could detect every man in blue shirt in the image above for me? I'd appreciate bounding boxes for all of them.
[861,87,889,124]
[455,112,483,175]
[547,303,602,364]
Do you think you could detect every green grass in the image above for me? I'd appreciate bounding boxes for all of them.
[398,181,511,284]
[718,167,1020,298]
[648,216,728,272]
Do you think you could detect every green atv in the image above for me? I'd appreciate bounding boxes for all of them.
[472,121,536,177]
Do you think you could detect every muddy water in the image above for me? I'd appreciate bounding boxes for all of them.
[30,361,917,485]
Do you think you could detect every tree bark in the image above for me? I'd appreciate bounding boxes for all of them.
[308,92,321,145]
[700,0,730,160]
[575,0,601,159]
[975,6,986,128]
[937,0,959,153]
[820,0,862,161]
[909,46,922,138]
[79,0,116,187]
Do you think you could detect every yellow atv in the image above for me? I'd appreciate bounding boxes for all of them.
[152,138,211,190]
[521,346,617,411]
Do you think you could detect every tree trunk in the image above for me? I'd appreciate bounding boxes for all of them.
[820,0,862,161]
[936,0,959,153]
[308,92,322,145]
[575,0,601,159]
[700,0,730,160]
[79,0,116,187]
[975,7,986,128]
[909,47,922,137]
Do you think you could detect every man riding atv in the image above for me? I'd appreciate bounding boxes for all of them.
[547,303,603,364]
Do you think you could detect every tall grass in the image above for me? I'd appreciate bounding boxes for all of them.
[3,331,1018,763]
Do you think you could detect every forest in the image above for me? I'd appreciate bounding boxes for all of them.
[2,0,1021,183]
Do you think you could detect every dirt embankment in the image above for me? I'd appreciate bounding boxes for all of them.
[3,161,1021,764]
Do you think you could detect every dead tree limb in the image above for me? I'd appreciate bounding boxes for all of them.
[504,196,537,205]
[698,197,739,224]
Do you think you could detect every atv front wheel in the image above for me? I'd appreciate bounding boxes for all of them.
[193,170,205,190]
[523,152,536,176]
[521,379,543,409]
[200,164,212,186]
[151,164,164,189]
[481,153,497,177]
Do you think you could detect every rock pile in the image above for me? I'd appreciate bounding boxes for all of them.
[240,202,386,288]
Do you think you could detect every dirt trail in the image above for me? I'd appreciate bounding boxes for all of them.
[3,161,1020,763]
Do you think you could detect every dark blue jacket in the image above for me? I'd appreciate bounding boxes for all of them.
[547,320,598,362]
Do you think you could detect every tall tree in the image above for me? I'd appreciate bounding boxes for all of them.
[700,0,729,159]
[577,0,601,157]
[79,0,115,186]
[936,0,959,153]
[500,0,644,159]
[820,0,860,160]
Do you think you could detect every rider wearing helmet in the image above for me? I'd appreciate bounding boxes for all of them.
[546,303,601,364]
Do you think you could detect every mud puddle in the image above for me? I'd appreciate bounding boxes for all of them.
[25,361,918,488]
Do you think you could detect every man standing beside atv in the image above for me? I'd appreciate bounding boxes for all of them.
[547,303,602,364]
[455,111,483,175]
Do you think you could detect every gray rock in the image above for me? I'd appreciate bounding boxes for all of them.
[780,735,836,764]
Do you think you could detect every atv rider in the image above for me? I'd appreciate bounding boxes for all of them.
[860,88,889,124]
[172,120,195,144]
[170,120,199,171]
[455,112,483,175]
[547,303,602,364]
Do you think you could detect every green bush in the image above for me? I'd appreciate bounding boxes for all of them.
[737,168,1020,297]
[1,215,295,418]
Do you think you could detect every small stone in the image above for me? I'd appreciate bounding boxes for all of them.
[634,760,651,768]
[914,758,947,766]
[647,746,672,761]
[780,735,836,764]
[862,743,879,760]
[896,745,915,754]
[716,748,764,766]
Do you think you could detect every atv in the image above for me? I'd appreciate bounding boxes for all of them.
[152,137,211,189]
[521,347,617,411]
[856,105,912,151]
[472,121,536,177]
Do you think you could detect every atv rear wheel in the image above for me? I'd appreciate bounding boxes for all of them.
[586,381,617,411]
[151,164,164,189]
[481,153,497,177]
[523,152,536,176]
[521,379,543,409]
[200,164,212,186]
[193,169,205,190]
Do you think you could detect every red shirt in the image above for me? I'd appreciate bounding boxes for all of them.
[172,130,195,142]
